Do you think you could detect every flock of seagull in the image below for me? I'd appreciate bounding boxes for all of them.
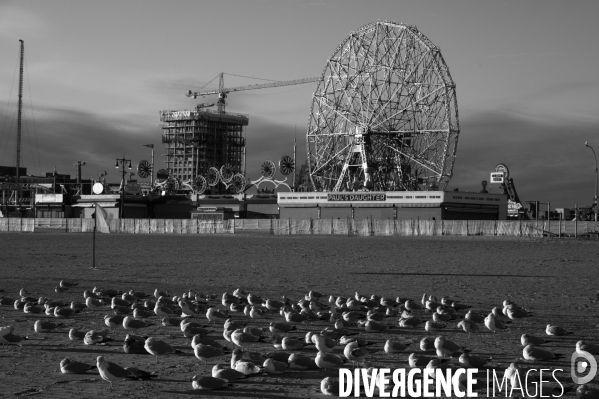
[0,280,598,397]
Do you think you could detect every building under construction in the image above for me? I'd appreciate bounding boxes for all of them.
[159,106,248,192]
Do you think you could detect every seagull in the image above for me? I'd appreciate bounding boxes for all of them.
[457,319,479,335]
[24,303,44,314]
[70,301,87,312]
[464,310,485,323]
[288,353,317,370]
[384,339,411,353]
[321,377,340,396]
[191,375,231,390]
[523,345,562,361]
[434,336,469,358]
[546,324,571,336]
[420,337,435,352]
[194,343,229,365]
[123,316,154,332]
[339,336,371,347]
[206,306,230,324]
[123,335,150,355]
[212,364,248,380]
[484,313,507,333]
[191,334,224,350]
[132,308,153,319]
[432,312,452,323]
[234,360,263,375]
[243,326,265,338]
[266,351,292,363]
[84,330,111,345]
[144,337,181,363]
[425,320,446,332]
[281,335,309,350]
[408,353,447,368]
[399,317,425,328]
[344,341,369,367]
[85,297,104,310]
[459,353,490,368]
[231,329,262,347]
[112,297,131,307]
[313,334,337,353]
[315,351,347,369]
[104,315,125,332]
[60,358,97,374]
[505,305,533,319]
[96,356,136,390]
[577,340,599,355]
[249,306,264,319]
[365,320,389,333]
[0,326,28,347]
[263,358,288,374]
[34,320,63,333]
[576,384,599,399]
[53,306,75,318]
[425,358,452,379]
[521,334,550,346]
[68,328,86,341]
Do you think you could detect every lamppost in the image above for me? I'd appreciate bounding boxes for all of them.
[143,144,154,186]
[115,156,131,219]
[585,141,598,221]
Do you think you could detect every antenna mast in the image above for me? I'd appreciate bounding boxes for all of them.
[16,39,24,208]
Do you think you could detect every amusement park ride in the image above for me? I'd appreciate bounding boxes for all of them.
[140,21,461,198]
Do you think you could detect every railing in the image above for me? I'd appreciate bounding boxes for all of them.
[1,218,598,237]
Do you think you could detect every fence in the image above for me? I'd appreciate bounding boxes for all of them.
[1,218,598,237]
[0,218,234,234]
[271,219,599,237]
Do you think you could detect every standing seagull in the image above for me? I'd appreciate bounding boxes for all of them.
[96,356,136,390]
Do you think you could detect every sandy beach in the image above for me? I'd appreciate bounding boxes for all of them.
[0,232,597,398]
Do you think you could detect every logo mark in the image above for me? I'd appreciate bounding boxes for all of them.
[571,350,597,384]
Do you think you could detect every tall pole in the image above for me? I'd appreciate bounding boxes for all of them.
[74,160,86,195]
[585,142,598,221]
[293,127,297,192]
[15,40,24,210]
[115,156,131,219]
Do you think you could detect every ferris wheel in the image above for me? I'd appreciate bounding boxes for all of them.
[307,21,459,192]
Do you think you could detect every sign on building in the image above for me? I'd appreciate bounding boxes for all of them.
[490,172,504,184]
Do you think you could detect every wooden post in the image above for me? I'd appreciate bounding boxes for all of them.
[575,203,578,238]
[558,216,561,238]
[331,217,334,235]
[288,218,291,235]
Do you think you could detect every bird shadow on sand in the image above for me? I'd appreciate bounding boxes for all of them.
[350,272,555,278]
[35,346,116,354]
[161,388,305,398]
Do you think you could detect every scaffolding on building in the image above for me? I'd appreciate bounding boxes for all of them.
[159,106,248,194]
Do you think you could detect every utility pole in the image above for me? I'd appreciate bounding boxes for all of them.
[585,141,598,221]
[15,40,24,212]
[115,156,131,219]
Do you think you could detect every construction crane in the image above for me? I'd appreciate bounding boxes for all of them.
[186,72,319,114]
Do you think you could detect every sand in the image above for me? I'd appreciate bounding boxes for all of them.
[0,231,597,398]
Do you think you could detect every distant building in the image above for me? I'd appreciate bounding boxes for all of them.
[159,107,248,192]
[0,166,27,180]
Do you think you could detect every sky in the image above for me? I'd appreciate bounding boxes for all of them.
[0,0,598,208]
